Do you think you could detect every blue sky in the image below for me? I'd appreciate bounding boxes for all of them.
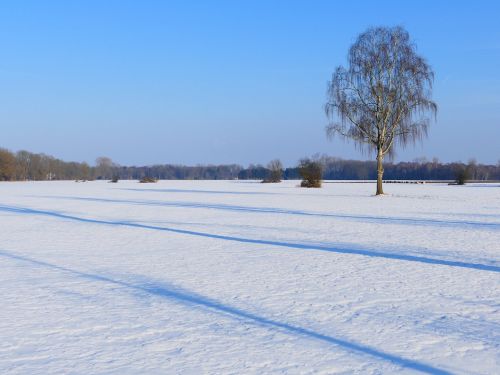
[0,0,499,166]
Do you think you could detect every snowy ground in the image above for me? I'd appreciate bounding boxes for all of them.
[0,180,499,374]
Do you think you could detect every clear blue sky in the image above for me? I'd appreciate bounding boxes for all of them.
[1,0,499,166]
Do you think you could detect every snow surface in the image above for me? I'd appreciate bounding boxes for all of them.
[0,180,499,374]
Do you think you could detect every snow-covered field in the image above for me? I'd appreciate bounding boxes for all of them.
[0,180,499,374]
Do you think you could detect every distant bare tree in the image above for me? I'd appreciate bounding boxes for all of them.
[80,162,91,181]
[95,156,115,180]
[467,158,477,180]
[263,159,283,183]
[325,26,437,195]
[0,148,16,181]
[15,150,32,180]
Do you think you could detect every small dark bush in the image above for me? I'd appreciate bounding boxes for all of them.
[139,177,157,183]
[298,158,322,188]
[300,179,321,188]
[109,176,119,183]
[455,166,469,185]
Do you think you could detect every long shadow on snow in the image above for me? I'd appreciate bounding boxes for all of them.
[32,196,500,231]
[1,205,498,273]
[0,249,451,375]
[420,211,500,220]
[459,184,500,188]
[118,188,370,199]
[119,188,276,195]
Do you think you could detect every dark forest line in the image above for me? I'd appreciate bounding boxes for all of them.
[1,148,499,181]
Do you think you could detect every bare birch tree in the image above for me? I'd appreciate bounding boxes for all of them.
[325,26,437,195]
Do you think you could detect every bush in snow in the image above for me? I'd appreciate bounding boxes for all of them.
[298,158,322,188]
[455,166,469,185]
[139,177,157,183]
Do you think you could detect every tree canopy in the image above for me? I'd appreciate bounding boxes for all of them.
[325,26,437,194]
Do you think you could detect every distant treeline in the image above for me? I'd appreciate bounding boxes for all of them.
[283,156,500,181]
[0,148,499,181]
[240,157,500,181]
[116,164,242,180]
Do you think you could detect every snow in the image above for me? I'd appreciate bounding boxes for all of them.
[0,180,499,374]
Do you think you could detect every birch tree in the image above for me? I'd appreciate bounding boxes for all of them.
[325,26,437,195]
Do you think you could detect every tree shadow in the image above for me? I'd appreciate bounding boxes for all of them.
[419,211,500,220]
[119,188,275,195]
[0,249,451,374]
[32,196,500,231]
[118,188,371,199]
[1,205,498,273]
[132,219,308,234]
[460,184,500,188]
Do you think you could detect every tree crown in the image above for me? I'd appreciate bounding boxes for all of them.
[325,26,437,158]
